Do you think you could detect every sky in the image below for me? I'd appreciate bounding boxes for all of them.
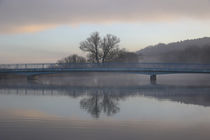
[0,0,210,63]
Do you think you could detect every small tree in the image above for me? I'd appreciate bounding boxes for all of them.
[111,50,140,63]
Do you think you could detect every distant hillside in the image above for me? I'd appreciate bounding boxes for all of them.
[137,37,210,64]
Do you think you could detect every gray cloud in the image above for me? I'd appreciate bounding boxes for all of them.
[0,0,210,33]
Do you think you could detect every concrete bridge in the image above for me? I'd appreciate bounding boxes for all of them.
[0,63,210,83]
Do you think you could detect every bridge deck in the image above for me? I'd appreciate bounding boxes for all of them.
[0,63,210,75]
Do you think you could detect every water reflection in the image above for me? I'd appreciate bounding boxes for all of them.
[80,90,120,118]
[1,77,210,140]
[0,79,210,118]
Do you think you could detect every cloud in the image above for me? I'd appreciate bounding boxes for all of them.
[0,24,57,34]
[0,0,210,33]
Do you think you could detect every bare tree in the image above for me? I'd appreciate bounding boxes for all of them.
[80,32,121,63]
[80,32,101,63]
[101,34,120,63]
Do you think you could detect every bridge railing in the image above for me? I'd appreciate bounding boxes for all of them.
[0,63,210,71]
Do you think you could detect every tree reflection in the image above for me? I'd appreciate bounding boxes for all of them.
[1,79,210,118]
[80,90,120,118]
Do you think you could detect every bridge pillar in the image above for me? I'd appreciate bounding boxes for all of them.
[150,74,157,84]
[27,75,37,81]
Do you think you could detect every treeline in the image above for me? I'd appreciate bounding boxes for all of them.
[57,52,140,64]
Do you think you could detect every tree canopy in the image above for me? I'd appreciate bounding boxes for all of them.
[80,32,121,63]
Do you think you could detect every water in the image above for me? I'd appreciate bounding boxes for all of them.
[0,73,210,140]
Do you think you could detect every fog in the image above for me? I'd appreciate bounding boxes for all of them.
[1,72,210,87]
[7,73,210,86]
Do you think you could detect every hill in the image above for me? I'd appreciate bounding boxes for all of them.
[137,37,210,64]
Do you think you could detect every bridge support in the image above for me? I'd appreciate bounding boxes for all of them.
[27,75,37,81]
[150,75,157,84]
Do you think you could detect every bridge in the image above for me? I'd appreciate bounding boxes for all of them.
[0,63,210,83]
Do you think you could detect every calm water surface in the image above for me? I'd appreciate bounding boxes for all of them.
[0,73,210,140]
